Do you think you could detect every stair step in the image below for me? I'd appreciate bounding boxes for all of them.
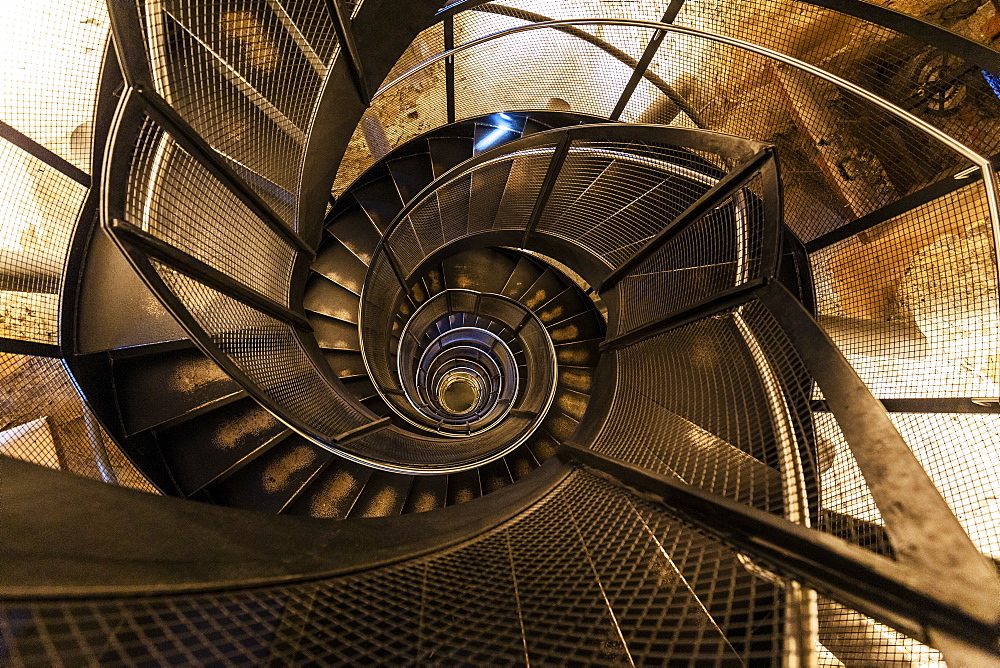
[402,474,449,513]
[348,471,414,517]
[386,153,436,205]
[311,240,368,295]
[500,256,544,301]
[554,338,602,368]
[526,428,560,463]
[303,274,361,323]
[446,468,482,505]
[309,312,361,351]
[353,173,406,232]
[519,269,566,311]
[110,345,242,436]
[326,203,382,265]
[534,286,589,325]
[442,248,518,294]
[478,458,513,494]
[341,375,378,402]
[542,408,579,443]
[360,393,392,417]
[322,349,367,379]
[427,136,475,177]
[504,447,540,480]
[552,386,590,421]
[580,178,698,252]
[557,367,595,394]
[283,459,374,518]
[546,310,604,344]
[156,397,286,496]
[206,434,332,512]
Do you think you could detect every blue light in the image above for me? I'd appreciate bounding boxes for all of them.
[475,127,510,152]
[474,114,517,152]
[984,71,1000,100]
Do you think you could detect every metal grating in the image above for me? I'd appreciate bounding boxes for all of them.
[0,138,88,345]
[454,26,653,121]
[538,140,719,266]
[125,118,296,305]
[616,174,764,333]
[594,305,791,517]
[0,469,878,665]
[672,0,1000,164]
[0,0,110,175]
[151,262,372,440]
[810,181,998,399]
[0,353,157,493]
[141,0,341,228]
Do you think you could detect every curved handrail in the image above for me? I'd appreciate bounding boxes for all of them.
[435,0,1000,73]
[370,16,1000,300]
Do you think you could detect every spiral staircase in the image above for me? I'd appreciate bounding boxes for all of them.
[3,0,1000,664]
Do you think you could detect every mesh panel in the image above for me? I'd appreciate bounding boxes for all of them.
[672,0,1000,164]
[0,353,157,493]
[0,469,812,665]
[142,0,339,226]
[152,263,371,440]
[537,141,719,266]
[454,26,653,120]
[637,34,968,242]
[0,0,109,174]
[617,174,765,333]
[811,181,998,398]
[0,469,952,664]
[0,138,88,344]
[595,304,789,517]
[125,118,296,305]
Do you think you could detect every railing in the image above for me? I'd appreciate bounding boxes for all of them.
[56,0,1000,662]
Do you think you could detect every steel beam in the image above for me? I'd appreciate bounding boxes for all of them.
[521,133,571,248]
[108,219,313,332]
[599,147,774,293]
[557,442,1000,657]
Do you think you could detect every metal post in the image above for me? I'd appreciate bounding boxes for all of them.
[521,133,571,248]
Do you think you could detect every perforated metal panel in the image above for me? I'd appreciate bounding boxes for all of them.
[151,264,372,440]
[125,118,296,305]
[0,353,157,493]
[0,0,109,174]
[0,139,87,345]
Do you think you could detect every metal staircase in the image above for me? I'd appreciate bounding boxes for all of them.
[2,0,1000,664]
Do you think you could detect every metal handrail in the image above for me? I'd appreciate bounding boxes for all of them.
[369,17,1000,287]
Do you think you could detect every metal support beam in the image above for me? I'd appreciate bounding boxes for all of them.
[804,167,987,252]
[609,2,685,121]
[600,278,765,352]
[134,87,315,258]
[108,219,313,332]
[811,397,1000,414]
[557,442,1000,657]
[0,120,89,188]
[384,247,419,311]
[0,337,62,358]
[327,0,370,103]
[331,416,392,443]
[444,16,456,124]
[106,0,153,89]
[599,147,774,293]
[759,282,1000,624]
[521,134,571,248]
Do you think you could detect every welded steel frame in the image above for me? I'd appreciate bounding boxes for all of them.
[558,443,1000,659]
